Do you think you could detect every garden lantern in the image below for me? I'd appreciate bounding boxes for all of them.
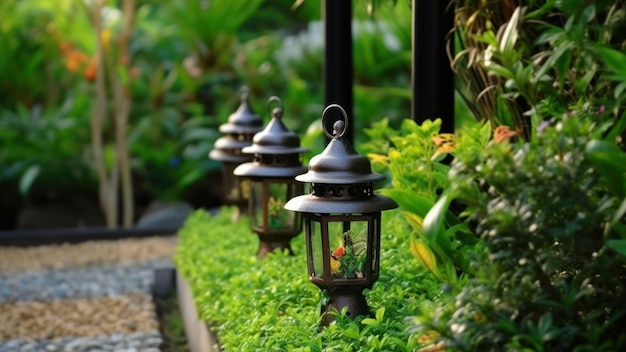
[234,97,309,259]
[209,86,264,214]
[284,104,397,324]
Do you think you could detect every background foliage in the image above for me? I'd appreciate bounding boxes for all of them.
[0,0,413,228]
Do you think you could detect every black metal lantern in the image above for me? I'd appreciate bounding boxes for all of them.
[234,97,309,258]
[284,104,397,324]
[209,87,264,214]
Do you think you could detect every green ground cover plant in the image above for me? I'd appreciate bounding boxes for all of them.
[175,207,446,351]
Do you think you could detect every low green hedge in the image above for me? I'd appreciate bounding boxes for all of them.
[175,206,444,351]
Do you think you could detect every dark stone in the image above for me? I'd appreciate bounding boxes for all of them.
[135,200,193,229]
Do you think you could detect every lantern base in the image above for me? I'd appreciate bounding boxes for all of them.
[257,239,294,259]
[320,287,369,326]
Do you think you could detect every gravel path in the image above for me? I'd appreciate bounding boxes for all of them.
[0,259,171,302]
[0,236,177,352]
[0,237,177,274]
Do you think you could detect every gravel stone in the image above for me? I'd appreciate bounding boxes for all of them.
[0,258,172,303]
[0,236,177,275]
[0,331,164,351]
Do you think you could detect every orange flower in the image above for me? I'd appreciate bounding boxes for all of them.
[432,133,455,159]
[332,245,345,259]
[84,57,98,82]
[493,125,518,143]
[63,49,89,73]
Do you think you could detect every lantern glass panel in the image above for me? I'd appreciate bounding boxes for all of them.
[372,216,380,276]
[308,218,324,278]
[329,219,368,280]
[223,163,250,203]
[267,181,297,230]
[249,180,264,229]
[250,179,303,233]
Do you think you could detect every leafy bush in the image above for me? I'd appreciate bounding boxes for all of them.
[364,118,479,285]
[0,98,94,194]
[452,0,626,139]
[412,117,626,351]
[175,207,446,351]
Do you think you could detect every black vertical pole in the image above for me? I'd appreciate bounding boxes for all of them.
[323,0,354,143]
[412,0,455,133]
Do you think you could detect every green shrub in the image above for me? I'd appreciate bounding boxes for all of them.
[413,117,626,351]
[364,118,480,286]
[175,207,446,351]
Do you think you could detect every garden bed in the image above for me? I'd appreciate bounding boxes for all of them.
[175,206,443,351]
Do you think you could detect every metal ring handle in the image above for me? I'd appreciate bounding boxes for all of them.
[321,104,348,139]
[240,85,250,102]
[267,96,283,119]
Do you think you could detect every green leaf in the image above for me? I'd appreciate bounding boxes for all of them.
[597,46,626,77]
[499,6,522,54]
[579,5,596,23]
[610,197,626,231]
[423,194,450,242]
[585,140,626,198]
[361,318,378,326]
[606,240,626,257]
[375,307,385,322]
[486,64,515,80]
[556,0,585,15]
[19,165,40,195]
[442,261,458,284]
[379,189,434,218]
[410,238,441,280]
[615,82,626,99]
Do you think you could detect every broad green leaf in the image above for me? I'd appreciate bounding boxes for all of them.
[423,194,450,242]
[606,240,626,257]
[585,140,626,198]
[361,318,378,326]
[579,5,596,23]
[402,211,423,234]
[379,189,434,218]
[410,238,441,280]
[19,165,40,195]
[375,307,385,322]
[615,82,626,99]
[486,64,515,80]
[499,6,522,54]
[597,46,626,77]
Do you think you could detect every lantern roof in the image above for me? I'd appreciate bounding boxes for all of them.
[234,97,308,178]
[208,135,253,163]
[218,86,264,135]
[242,97,308,155]
[284,104,398,214]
